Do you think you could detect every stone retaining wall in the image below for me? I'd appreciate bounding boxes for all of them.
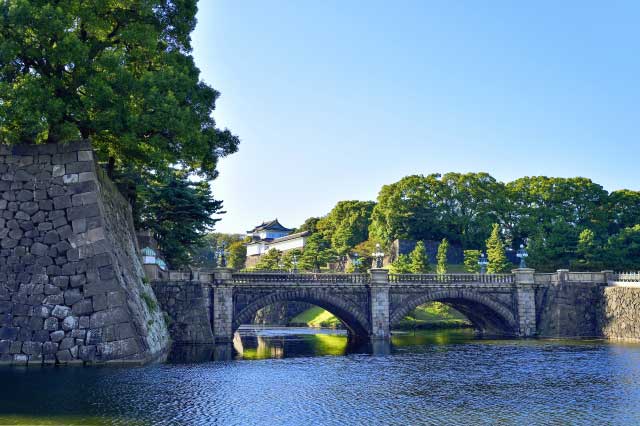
[152,281,214,344]
[0,141,169,364]
[536,282,603,338]
[598,286,640,341]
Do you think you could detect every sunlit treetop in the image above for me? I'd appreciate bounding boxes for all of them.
[0,0,238,179]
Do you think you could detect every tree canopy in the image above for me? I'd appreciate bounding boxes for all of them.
[0,1,240,267]
[0,0,238,177]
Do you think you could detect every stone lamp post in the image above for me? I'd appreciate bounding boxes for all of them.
[216,242,228,268]
[517,244,528,269]
[478,252,489,274]
[372,243,385,269]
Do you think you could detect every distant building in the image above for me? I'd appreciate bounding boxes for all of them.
[245,219,309,268]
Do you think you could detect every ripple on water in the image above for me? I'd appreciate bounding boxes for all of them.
[2,331,640,425]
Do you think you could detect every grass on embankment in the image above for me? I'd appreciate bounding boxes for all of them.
[395,302,471,330]
[290,306,343,328]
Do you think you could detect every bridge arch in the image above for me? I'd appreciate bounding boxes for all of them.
[390,289,518,336]
[233,289,370,338]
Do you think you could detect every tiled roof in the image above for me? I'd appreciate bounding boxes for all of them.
[247,218,293,233]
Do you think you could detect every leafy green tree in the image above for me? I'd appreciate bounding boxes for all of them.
[390,254,412,274]
[317,201,375,252]
[486,224,511,273]
[602,225,640,271]
[369,174,447,244]
[0,0,238,174]
[410,241,431,273]
[607,190,640,235]
[138,171,222,267]
[527,222,581,271]
[295,217,321,234]
[227,241,247,270]
[463,249,481,273]
[281,249,303,271]
[191,233,244,268]
[572,229,603,271]
[299,233,335,272]
[0,1,239,264]
[369,173,505,248]
[506,176,609,246]
[254,248,282,271]
[436,238,449,274]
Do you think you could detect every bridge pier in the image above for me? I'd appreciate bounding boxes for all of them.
[514,268,537,337]
[370,269,391,340]
[212,268,235,343]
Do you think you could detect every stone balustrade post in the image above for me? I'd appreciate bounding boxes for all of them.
[556,269,569,284]
[513,268,536,337]
[369,269,390,340]
[602,270,614,285]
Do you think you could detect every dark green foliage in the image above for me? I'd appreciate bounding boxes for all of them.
[253,248,282,271]
[0,0,238,178]
[410,241,431,273]
[294,217,321,234]
[299,233,335,272]
[281,249,303,271]
[602,225,640,271]
[138,171,222,267]
[0,1,239,266]
[317,201,375,256]
[369,173,502,248]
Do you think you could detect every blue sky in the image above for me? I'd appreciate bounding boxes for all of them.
[192,1,640,234]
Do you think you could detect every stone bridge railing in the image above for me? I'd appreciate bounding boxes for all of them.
[388,273,514,284]
[159,270,518,286]
[230,272,370,284]
[154,268,640,287]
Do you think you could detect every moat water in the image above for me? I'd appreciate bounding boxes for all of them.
[2,327,640,425]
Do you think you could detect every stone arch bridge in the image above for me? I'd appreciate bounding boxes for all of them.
[150,268,588,344]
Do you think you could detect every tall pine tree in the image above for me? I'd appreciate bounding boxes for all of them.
[436,238,449,274]
[410,241,431,273]
[486,224,511,273]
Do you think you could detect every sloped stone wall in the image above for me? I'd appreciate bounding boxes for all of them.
[0,141,169,364]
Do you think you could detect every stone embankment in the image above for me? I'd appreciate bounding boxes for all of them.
[599,286,640,341]
[0,141,168,365]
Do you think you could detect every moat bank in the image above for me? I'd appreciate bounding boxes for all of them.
[2,328,640,425]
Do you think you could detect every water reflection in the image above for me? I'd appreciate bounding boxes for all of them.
[233,326,362,360]
[167,327,496,363]
[4,329,640,425]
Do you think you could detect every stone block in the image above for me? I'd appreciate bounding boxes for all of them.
[64,289,83,305]
[22,341,42,355]
[77,151,93,162]
[51,305,71,319]
[44,317,58,331]
[62,316,78,331]
[89,307,128,328]
[72,300,93,316]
